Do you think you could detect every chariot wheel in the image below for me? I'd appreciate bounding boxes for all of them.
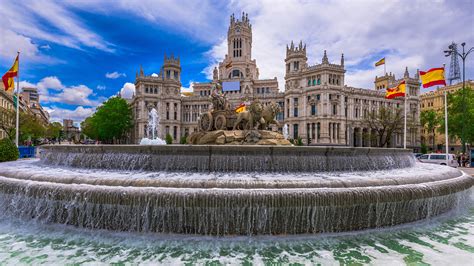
[214,114,227,130]
[199,112,213,131]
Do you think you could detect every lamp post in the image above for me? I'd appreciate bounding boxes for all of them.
[444,42,474,154]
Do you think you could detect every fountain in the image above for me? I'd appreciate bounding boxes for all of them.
[139,108,166,145]
[0,97,472,236]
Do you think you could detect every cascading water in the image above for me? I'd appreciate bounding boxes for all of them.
[139,108,166,145]
[282,124,289,140]
[0,145,472,236]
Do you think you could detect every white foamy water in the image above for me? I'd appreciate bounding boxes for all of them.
[0,205,472,265]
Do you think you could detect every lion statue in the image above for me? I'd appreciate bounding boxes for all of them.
[259,102,281,130]
[233,101,264,130]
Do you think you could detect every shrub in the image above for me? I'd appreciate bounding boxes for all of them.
[165,134,173,144]
[180,136,187,144]
[296,137,304,146]
[420,143,428,154]
[0,138,19,162]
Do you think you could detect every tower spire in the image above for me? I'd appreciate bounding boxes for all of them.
[404,66,409,78]
[322,50,329,64]
[341,53,344,66]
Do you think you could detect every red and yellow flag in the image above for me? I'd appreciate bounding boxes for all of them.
[375,57,385,67]
[419,67,446,88]
[235,103,246,113]
[386,81,406,99]
[2,54,19,93]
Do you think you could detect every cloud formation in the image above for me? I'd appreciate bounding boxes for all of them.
[106,72,126,79]
[44,106,95,123]
[204,0,474,89]
[20,76,105,107]
[119,82,136,99]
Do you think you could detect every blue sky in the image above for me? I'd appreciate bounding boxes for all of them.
[1,0,473,123]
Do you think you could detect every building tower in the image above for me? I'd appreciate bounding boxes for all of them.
[284,40,307,91]
[447,42,461,85]
[162,54,181,83]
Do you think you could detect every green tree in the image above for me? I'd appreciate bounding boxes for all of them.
[420,110,440,151]
[19,112,45,144]
[81,116,99,140]
[46,122,63,140]
[0,138,19,162]
[438,87,474,149]
[0,107,16,140]
[81,97,133,143]
[165,134,173,144]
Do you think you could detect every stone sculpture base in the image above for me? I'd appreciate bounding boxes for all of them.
[187,130,292,145]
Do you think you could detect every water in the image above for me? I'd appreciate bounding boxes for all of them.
[140,108,166,145]
[0,206,472,265]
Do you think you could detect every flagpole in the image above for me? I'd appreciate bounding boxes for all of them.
[444,90,449,165]
[443,64,449,165]
[403,88,407,149]
[384,59,386,76]
[15,51,20,147]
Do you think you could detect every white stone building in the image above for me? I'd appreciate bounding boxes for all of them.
[129,13,421,150]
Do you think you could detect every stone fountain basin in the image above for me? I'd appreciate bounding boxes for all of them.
[0,157,472,235]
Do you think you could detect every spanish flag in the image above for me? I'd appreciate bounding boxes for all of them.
[235,103,246,113]
[2,54,19,93]
[420,67,446,88]
[386,81,406,99]
[375,58,385,67]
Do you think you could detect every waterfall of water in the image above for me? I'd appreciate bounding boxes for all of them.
[140,108,166,145]
[283,124,289,140]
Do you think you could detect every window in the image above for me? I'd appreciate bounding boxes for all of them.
[293,61,299,71]
[307,79,311,86]
[332,104,337,115]
[166,70,171,78]
[232,69,242,78]
[166,103,170,120]
[145,86,149,93]
[174,103,178,120]
[293,124,299,139]
[430,154,445,160]
[311,104,317,115]
[316,94,320,101]
[174,71,178,80]
[293,98,298,117]
[173,126,177,140]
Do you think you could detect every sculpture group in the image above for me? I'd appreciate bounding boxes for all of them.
[189,82,290,145]
[198,83,281,132]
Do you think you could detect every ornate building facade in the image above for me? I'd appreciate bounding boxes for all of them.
[130,13,421,149]
[420,80,473,152]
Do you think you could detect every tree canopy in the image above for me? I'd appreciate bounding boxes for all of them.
[438,87,474,150]
[81,97,133,143]
[363,105,403,147]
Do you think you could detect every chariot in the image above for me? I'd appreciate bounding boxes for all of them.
[198,109,238,131]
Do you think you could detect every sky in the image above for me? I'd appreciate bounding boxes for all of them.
[1,0,473,123]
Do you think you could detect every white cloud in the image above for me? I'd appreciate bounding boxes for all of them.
[181,81,194,93]
[64,0,230,42]
[45,106,95,123]
[0,0,114,60]
[96,85,106,90]
[20,76,104,107]
[106,71,126,79]
[120,82,136,99]
[40,44,51,50]
[203,0,474,90]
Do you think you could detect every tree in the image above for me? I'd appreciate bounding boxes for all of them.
[363,105,403,147]
[165,134,173,144]
[19,112,45,144]
[0,107,16,140]
[46,122,63,141]
[81,97,133,144]
[438,87,474,148]
[420,110,440,151]
[81,116,99,140]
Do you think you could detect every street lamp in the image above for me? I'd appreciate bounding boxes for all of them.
[444,42,474,154]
